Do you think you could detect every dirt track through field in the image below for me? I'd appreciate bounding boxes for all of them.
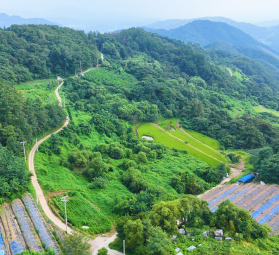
[150,123,223,163]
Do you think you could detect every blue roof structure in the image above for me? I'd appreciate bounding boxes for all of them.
[238,174,255,183]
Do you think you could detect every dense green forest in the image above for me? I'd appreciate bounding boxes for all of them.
[0,24,279,254]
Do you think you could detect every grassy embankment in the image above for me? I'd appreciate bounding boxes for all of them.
[137,122,225,167]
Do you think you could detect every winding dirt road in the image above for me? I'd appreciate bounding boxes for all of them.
[28,80,72,233]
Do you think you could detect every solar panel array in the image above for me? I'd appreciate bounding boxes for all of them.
[11,199,43,253]
[201,184,279,234]
[22,194,60,254]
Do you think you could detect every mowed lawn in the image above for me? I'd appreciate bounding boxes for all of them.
[158,119,226,163]
[254,106,279,117]
[137,123,222,167]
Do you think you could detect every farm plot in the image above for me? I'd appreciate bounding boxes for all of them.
[137,122,222,167]
[53,192,112,234]
[0,231,6,255]
[22,193,60,254]
[159,118,220,150]
[158,119,225,162]
[11,199,43,253]
[202,184,279,234]
[0,204,26,255]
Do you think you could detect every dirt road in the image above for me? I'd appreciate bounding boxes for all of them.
[28,80,72,233]
[91,234,122,255]
[227,68,233,77]
[198,160,244,198]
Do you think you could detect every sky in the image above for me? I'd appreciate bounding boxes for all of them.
[2,0,279,23]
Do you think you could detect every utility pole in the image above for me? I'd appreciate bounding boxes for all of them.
[36,138,38,152]
[97,58,99,68]
[63,92,65,108]
[21,141,27,161]
[123,240,125,255]
[61,196,69,233]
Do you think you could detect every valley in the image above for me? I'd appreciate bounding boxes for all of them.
[0,23,279,255]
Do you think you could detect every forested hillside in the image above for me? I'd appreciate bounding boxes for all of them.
[1,25,279,254]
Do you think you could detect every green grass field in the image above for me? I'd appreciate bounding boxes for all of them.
[254,106,279,117]
[158,119,226,163]
[137,122,223,167]
[53,192,112,234]
[83,68,137,88]
[16,79,58,105]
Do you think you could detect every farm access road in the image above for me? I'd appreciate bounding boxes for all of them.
[28,80,73,233]
[198,160,245,198]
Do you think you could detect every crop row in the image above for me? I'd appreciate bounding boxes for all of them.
[54,192,112,234]
[22,194,60,254]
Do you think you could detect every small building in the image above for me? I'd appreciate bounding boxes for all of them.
[237,174,255,184]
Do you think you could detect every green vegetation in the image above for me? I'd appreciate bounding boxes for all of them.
[184,129,220,150]
[53,192,111,234]
[158,118,225,162]
[254,105,279,117]
[137,122,222,167]
[17,79,58,105]
[1,24,279,254]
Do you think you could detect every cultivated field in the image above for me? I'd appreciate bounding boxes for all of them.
[201,183,279,234]
[0,194,60,255]
[137,121,226,167]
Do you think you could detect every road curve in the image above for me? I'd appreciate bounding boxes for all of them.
[91,234,122,255]
[28,80,72,233]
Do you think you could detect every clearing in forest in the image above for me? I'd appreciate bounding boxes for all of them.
[254,105,279,117]
[137,122,225,167]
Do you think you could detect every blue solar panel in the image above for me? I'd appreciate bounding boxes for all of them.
[208,186,238,207]
[251,193,279,219]
[258,204,279,224]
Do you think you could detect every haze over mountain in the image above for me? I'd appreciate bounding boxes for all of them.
[144,20,274,51]
[0,13,59,28]
[146,17,279,52]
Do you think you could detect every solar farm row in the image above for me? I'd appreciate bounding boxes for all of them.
[201,184,279,234]
[0,194,60,255]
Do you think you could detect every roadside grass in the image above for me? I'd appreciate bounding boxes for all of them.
[158,119,226,163]
[254,106,279,117]
[137,122,221,167]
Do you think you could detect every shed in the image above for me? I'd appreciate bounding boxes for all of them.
[237,174,255,184]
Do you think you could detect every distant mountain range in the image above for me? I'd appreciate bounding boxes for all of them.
[145,17,279,53]
[0,13,60,28]
[144,20,274,51]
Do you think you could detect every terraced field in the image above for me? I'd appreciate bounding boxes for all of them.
[201,184,279,234]
[0,194,60,255]
[137,120,226,167]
